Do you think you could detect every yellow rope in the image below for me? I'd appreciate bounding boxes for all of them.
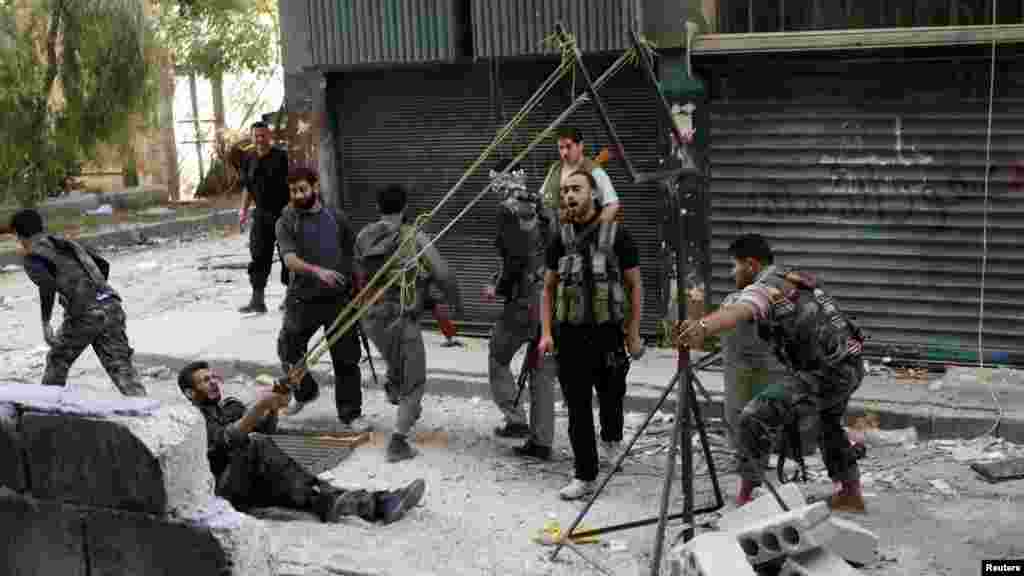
[291,54,576,381]
[290,37,637,387]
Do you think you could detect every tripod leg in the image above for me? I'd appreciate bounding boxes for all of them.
[650,368,690,575]
[688,368,725,511]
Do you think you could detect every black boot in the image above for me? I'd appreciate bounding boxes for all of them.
[377,479,426,524]
[239,287,267,314]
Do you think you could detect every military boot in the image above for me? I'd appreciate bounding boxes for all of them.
[386,433,417,463]
[239,288,267,314]
[829,479,867,513]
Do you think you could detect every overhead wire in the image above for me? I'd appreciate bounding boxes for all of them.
[976,0,1003,439]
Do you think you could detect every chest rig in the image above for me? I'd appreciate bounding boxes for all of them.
[554,220,624,326]
[757,269,864,372]
[358,221,430,315]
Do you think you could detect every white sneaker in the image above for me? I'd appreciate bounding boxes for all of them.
[600,441,622,465]
[340,416,373,433]
[559,479,595,501]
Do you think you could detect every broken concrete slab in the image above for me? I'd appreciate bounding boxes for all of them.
[0,487,87,576]
[715,482,808,533]
[734,501,835,565]
[825,516,878,566]
[780,547,864,576]
[22,404,213,515]
[670,531,756,576]
[0,385,161,417]
[85,496,276,576]
[0,404,26,493]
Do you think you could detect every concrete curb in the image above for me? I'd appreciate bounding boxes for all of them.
[132,351,1024,444]
[0,209,237,268]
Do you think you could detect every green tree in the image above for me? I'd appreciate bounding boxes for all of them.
[153,0,279,80]
[0,0,157,206]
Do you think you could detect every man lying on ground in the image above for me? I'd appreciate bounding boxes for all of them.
[178,361,425,524]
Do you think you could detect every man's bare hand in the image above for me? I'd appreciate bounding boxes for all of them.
[482,284,496,302]
[673,319,706,350]
[314,266,346,289]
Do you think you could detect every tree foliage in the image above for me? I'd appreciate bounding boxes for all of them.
[153,0,278,78]
[0,0,157,206]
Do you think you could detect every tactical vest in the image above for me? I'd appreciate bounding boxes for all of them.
[28,235,116,316]
[757,269,864,372]
[541,157,598,213]
[554,220,625,326]
[357,220,430,314]
[496,194,550,300]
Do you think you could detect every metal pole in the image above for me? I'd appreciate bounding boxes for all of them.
[554,21,640,182]
[650,178,694,575]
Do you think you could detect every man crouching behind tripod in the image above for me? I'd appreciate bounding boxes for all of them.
[537,170,644,500]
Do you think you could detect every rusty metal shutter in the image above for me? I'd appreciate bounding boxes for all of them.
[701,48,1024,365]
[495,55,667,336]
[332,62,507,330]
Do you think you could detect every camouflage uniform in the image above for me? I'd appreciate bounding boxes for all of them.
[354,215,459,440]
[488,168,556,448]
[730,266,865,485]
[24,234,145,396]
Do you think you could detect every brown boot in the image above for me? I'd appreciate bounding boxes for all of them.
[829,479,867,513]
[735,478,756,507]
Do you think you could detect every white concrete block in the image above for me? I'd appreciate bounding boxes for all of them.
[669,531,756,576]
[780,547,864,576]
[716,482,807,532]
[22,403,214,516]
[825,516,878,566]
[734,501,835,565]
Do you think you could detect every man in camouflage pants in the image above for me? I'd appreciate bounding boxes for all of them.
[676,234,866,513]
[11,209,146,396]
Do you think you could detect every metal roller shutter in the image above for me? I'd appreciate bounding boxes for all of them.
[332,62,508,331]
[701,49,1024,364]
[495,54,667,336]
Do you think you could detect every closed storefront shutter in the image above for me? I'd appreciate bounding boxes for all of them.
[701,48,1024,364]
[496,54,667,336]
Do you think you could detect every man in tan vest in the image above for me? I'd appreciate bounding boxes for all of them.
[540,127,620,225]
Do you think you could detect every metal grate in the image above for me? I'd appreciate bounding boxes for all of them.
[255,431,370,476]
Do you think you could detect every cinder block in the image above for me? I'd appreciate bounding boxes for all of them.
[824,517,878,566]
[0,404,26,492]
[780,547,864,576]
[734,501,835,566]
[85,496,275,576]
[716,482,807,532]
[669,531,756,576]
[22,403,214,515]
[0,487,87,576]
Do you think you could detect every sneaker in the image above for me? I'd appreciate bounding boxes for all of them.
[494,422,530,439]
[599,440,622,465]
[559,479,595,501]
[340,416,373,433]
[386,434,418,463]
[379,479,426,524]
[512,440,552,461]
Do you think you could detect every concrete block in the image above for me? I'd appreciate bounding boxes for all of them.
[0,404,27,492]
[22,403,214,515]
[780,547,864,576]
[85,496,275,576]
[0,488,87,576]
[0,385,161,417]
[716,482,807,532]
[734,501,835,565]
[824,516,878,566]
[669,531,756,576]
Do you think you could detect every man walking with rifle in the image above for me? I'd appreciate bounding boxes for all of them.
[484,160,557,461]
